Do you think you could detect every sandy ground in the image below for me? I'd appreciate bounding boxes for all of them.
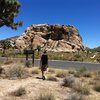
[0,64,100,100]
[0,76,70,100]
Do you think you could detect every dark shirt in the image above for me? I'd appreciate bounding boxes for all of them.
[41,53,48,65]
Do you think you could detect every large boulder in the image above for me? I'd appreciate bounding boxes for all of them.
[15,24,84,52]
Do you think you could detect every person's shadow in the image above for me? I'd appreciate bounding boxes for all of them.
[36,77,42,79]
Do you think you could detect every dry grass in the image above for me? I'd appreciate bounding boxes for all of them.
[4,59,13,65]
[67,93,86,100]
[5,64,29,79]
[56,70,67,78]
[72,82,90,95]
[11,87,26,96]
[68,69,76,74]
[31,68,40,75]
[93,82,100,92]
[36,91,55,100]
[47,75,58,82]
[48,68,55,73]
[82,71,92,78]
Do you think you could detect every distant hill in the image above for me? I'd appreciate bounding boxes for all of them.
[92,46,100,52]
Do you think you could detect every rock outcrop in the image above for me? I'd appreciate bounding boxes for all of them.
[15,24,84,52]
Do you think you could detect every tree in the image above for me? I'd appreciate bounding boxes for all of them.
[0,40,11,55]
[0,0,23,29]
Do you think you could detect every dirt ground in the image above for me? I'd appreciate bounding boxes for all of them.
[0,64,100,100]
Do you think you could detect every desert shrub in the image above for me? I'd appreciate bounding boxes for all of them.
[37,92,55,100]
[48,68,55,73]
[74,67,87,77]
[96,58,100,63]
[31,68,39,74]
[5,65,28,79]
[4,59,13,65]
[93,70,100,81]
[74,54,81,58]
[77,67,87,73]
[56,70,67,78]
[67,93,86,100]
[12,87,26,96]
[88,79,96,85]
[47,76,58,82]
[82,71,92,78]
[61,76,75,87]
[93,82,100,92]
[25,61,32,68]
[73,54,83,61]
[68,70,76,74]
[97,70,100,77]
[72,82,90,95]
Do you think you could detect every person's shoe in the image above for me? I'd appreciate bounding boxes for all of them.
[42,76,45,80]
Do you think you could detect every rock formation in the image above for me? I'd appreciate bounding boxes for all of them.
[15,24,84,52]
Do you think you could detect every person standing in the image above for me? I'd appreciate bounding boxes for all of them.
[40,50,48,80]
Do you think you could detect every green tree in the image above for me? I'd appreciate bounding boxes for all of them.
[0,0,22,29]
[0,40,11,55]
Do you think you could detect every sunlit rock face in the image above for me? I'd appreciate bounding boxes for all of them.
[15,24,85,52]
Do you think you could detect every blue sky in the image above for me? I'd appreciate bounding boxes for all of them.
[0,0,100,48]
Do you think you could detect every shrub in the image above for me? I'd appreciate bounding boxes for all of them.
[73,54,83,61]
[77,67,87,73]
[93,82,100,92]
[31,68,39,74]
[37,92,55,100]
[72,82,90,95]
[67,93,86,100]
[47,76,58,82]
[12,87,26,96]
[56,70,67,78]
[4,60,13,65]
[68,70,76,74]
[82,71,92,78]
[25,61,32,68]
[5,65,28,79]
[74,67,87,77]
[48,68,55,73]
[93,70,100,81]
[97,70,100,77]
[61,76,75,87]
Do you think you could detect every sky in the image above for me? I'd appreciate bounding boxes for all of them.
[0,0,100,48]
